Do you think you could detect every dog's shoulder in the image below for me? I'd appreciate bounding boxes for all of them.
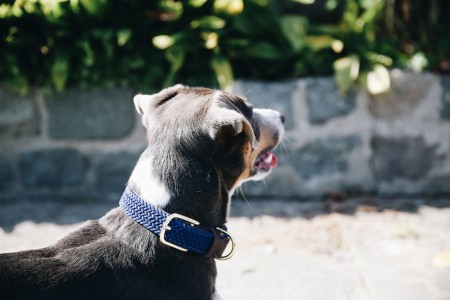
[53,219,106,249]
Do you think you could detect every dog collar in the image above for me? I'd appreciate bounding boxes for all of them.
[119,186,236,260]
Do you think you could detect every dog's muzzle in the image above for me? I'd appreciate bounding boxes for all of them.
[120,187,236,260]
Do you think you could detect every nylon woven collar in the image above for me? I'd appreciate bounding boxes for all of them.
[119,186,235,260]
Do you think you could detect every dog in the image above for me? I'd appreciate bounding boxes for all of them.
[0,85,284,299]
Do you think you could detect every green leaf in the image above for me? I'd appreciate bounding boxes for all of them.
[0,4,11,18]
[357,0,384,31]
[80,0,107,15]
[189,0,208,7]
[224,38,250,48]
[280,16,308,51]
[325,0,338,10]
[305,35,336,51]
[79,40,94,66]
[191,16,226,30]
[202,32,219,49]
[406,52,428,72]
[163,47,185,87]
[290,0,315,4]
[51,54,69,92]
[117,29,132,47]
[245,42,281,60]
[153,35,175,50]
[365,64,390,95]
[343,0,359,29]
[333,55,360,93]
[232,2,279,37]
[159,0,183,19]
[365,52,393,66]
[214,0,244,15]
[331,39,344,53]
[166,48,185,72]
[251,0,270,5]
[211,54,233,91]
[309,24,341,35]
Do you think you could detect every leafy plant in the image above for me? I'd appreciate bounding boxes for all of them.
[326,0,393,94]
[0,0,448,96]
[0,0,168,95]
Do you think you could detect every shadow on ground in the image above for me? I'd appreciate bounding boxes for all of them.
[0,201,116,232]
[1,194,450,232]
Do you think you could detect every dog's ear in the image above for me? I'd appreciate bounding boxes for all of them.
[133,84,184,115]
[209,107,257,151]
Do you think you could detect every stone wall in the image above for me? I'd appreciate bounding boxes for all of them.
[0,87,145,202]
[1,71,449,201]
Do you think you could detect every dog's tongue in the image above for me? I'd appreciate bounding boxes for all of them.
[261,151,278,168]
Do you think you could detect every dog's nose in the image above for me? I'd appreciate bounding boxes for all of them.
[280,115,286,124]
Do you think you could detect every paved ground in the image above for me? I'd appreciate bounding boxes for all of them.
[1,197,450,300]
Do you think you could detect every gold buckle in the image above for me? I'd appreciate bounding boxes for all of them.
[215,227,237,260]
[160,213,200,252]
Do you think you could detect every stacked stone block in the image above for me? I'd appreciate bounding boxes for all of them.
[234,71,450,197]
[0,71,449,201]
[0,88,144,201]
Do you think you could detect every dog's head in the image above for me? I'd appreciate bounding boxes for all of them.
[133,84,284,192]
[130,85,283,225]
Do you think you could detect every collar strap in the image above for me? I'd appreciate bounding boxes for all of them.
[119,186,236,260]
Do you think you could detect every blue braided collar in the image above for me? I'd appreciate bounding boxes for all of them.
[119,186,235,260]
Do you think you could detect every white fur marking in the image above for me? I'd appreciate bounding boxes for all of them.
[129,157,171,208]
[247,169,272,182]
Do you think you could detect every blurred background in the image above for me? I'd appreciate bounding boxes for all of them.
[0,0,449,94]
[1,1,450,299]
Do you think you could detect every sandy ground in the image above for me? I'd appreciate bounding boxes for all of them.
[1,198,450,300]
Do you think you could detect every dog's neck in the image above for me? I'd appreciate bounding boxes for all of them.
[127,152,231,227]
[128,157,171,208]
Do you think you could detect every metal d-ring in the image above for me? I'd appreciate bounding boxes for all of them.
[215,227,237,260]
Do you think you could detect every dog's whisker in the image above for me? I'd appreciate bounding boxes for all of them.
[237,186,253,212]
[237,186,245,200]
[282,136,295,145]
[281,140,288,152]
[280,140,297,159]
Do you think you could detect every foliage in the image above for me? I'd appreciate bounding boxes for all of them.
[0,0,448,96]
[0,0,169,95]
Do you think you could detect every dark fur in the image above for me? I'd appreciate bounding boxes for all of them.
[0,86,257,300]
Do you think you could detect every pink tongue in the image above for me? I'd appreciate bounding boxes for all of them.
[262,151,278,168]
[270,153,278,168]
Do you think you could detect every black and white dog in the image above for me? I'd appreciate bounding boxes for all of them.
[0,85,284,300]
